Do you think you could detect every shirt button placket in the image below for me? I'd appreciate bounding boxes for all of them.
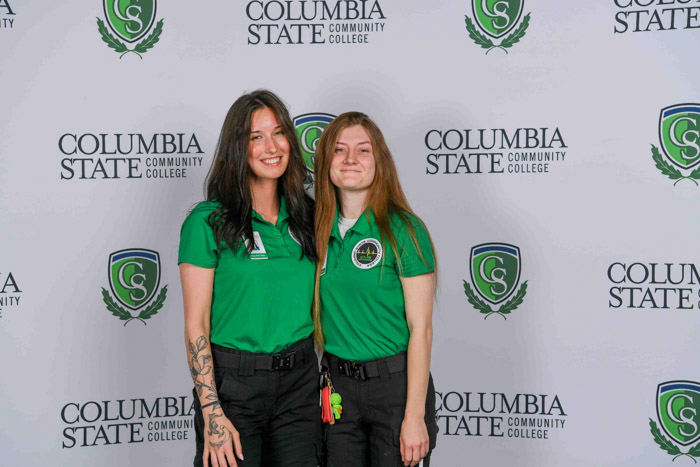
[336,237,345,269]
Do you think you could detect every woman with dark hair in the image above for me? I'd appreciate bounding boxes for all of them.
[179,90,320,467]
[314,112,438,467]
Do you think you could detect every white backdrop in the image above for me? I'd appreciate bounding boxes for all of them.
[1,1,700,465]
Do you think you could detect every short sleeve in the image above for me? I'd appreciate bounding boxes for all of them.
[178,203,219,268]
[396,215,435,277]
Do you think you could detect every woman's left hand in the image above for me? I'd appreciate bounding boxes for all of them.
[400,415,429,466]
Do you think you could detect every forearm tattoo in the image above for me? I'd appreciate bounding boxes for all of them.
[188,335,220,411]
[189,336,233,448]
[207,411,232,448]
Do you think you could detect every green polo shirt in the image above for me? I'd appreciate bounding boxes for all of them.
[178,197,314,353]
[320,209,435,361]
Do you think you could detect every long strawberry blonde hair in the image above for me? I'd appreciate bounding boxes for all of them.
[312,111,436,346]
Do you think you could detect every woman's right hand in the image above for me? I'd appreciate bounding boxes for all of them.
[202,406,244,467]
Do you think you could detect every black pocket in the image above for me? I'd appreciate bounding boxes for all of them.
[424,373,437,422]
[426,419,438,450]
[216,368,242,405]
[425,373,438,450]
[213,365,227,393]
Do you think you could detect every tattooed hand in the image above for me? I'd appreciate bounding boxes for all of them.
[207,412,230,446]
[203,407,243,467]
[188,335,244,466]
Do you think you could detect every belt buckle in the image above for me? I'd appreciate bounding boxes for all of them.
[343,361,366,380]
[271,352,295,370]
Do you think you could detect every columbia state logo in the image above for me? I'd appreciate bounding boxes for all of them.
[650,381,700,462]
[294,113,336,172]
[352,238,382,269]
[464,0,531,54]
[463,243,528,319]
[102,248,167,325]
[97,0,164,58]
[652,104,700,186]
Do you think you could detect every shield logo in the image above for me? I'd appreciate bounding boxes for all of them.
[659,104,700,170]
[294,113,336,172]
[103,0,157,43]
[470,243,521,305]
[472,0,524,39]
[657,381,700,446]
[108,248,161,311]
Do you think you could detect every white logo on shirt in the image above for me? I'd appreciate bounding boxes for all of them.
[352,238,382,269]
[249,231,268,260]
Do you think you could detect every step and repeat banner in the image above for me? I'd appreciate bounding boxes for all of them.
[1,1,699,465]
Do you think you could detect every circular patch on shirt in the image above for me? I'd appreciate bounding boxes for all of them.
[288,226,301,246]
[352,238,382,269]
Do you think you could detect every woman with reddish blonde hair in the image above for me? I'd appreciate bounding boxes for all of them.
[314,112,438,467]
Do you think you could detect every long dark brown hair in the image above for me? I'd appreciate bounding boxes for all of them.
[205,90,316,260]
[312,111,435,345]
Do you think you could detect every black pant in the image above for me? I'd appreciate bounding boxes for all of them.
[324,352,437,467]
[193,336,322,467]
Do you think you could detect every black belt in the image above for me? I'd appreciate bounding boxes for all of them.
[211,335,313,373]
[327,352,406,380]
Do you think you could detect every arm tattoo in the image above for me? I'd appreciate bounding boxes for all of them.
[207,411,232,448]
[188,335,220,410]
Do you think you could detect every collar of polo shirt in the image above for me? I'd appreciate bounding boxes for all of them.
[251,196,290,226]
[330,207,374,240]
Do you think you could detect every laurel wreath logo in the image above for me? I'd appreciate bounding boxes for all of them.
[464,12,530,54]
[463,280,528,320]
[649,419,700,463]
[101,286,167,326]
[652,145,700,186]
[96,18,164,59]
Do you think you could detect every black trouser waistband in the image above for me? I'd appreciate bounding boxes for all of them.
[325,351,407,380]
[211,335,314,374]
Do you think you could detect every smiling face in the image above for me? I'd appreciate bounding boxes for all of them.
[329,125,376,195]
[248,107,290,182]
